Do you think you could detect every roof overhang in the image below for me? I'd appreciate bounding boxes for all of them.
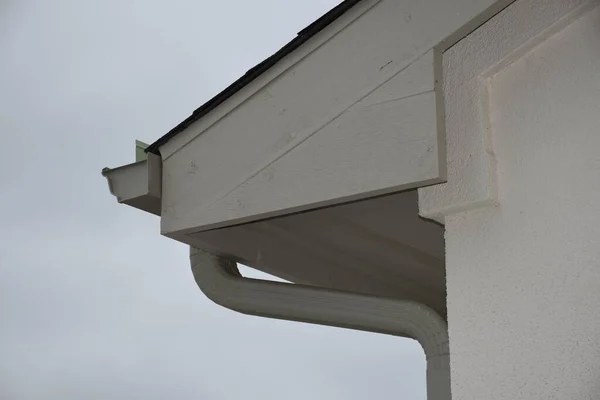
[151,0,514,234]
[103,0,516,316]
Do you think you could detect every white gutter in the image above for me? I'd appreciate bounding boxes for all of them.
[190,247,450,400]
[101,152,162,216]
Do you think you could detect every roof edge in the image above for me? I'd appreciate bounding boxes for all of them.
[145,0,363,155]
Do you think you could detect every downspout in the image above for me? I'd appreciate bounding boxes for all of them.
[190,247,450,400]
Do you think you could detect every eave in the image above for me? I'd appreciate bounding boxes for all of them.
[103,0,518,319]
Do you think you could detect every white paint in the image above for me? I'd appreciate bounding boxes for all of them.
[160,0,514,235]
[174,85,440,231]
[186,190,447,318]
[156,0,382,162]
[158,0,511,161]
[190,247,451,400]
[161,47,443,234]
[431,1,600,398]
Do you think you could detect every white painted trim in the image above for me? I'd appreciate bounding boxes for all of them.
[190,247,450,400]
[159,0,515,162]
[158,0,382,161]
[158,0,520,234]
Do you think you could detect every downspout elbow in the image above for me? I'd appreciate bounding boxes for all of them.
[190,247,450,400]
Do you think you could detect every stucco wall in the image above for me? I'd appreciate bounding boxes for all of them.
[445,3,600,399]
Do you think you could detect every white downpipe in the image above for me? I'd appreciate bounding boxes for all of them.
[190,247,451,400]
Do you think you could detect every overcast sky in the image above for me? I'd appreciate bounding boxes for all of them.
[0,1,426,399]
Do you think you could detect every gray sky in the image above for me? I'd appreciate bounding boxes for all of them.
[0,1,425,399]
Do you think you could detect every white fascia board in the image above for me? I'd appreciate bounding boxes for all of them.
[159,0,515,235]
[159,0,514,162]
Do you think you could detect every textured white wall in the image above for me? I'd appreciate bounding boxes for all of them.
[444,3,600,399]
